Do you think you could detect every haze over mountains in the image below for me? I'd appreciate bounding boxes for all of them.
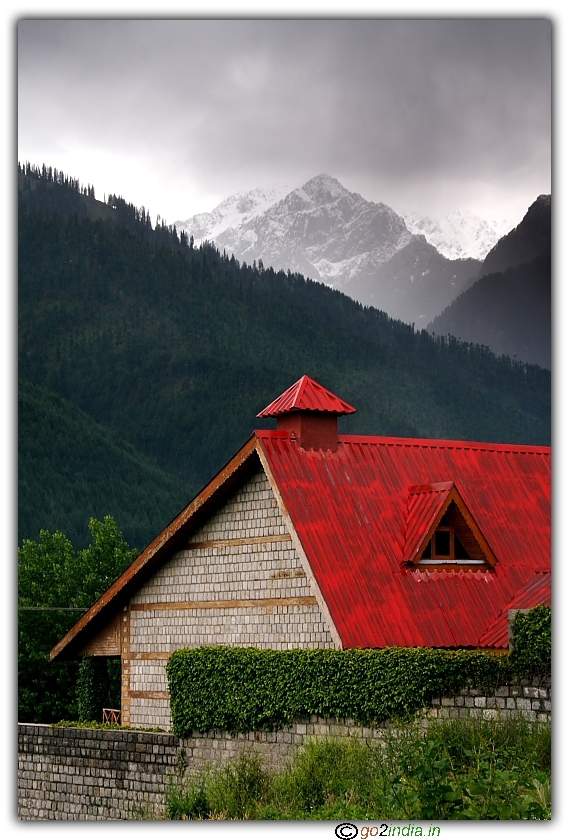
[175,174,507,327]
[177,174,550,364]
[428,196,551,368]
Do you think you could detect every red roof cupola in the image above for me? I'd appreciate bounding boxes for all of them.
[257,375,356,452]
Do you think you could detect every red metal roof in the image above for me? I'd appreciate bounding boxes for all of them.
[257,431,550,649]
[51,417,551,660]
[257,375,357,417]
[478,572,551,648]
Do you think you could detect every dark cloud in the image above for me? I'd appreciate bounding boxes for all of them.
[18,19,551,222]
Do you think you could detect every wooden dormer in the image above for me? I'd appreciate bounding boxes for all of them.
[404,481,498,571]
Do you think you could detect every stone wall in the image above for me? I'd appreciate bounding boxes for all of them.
[124,468,336,729]
[426,679,551,721]
[18,678,550,820]
[18,724,181,820]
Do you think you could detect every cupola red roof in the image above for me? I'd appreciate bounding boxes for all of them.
[257,375,356,418]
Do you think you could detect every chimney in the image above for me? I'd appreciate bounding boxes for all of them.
[257,375,356,452]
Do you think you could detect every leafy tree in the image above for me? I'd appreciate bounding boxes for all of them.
[76,515,139,606]
[18,517,137,723]
[76,656,110,722]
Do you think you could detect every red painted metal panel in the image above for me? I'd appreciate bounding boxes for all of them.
[258,431,550,649]
[404,485,450,560]
[478,572,551,648]
[257,375,356,417]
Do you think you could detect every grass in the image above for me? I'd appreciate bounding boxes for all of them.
[165,718,551,821]
[51,720,166,732]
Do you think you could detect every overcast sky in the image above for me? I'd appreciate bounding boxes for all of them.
[18,18,551,227]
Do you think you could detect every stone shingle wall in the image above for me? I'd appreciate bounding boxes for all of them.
[129,470,315,609]
[18,680,551,820]
[125,469,336,729]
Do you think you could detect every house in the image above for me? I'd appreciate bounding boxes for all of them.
[51,375,551,731]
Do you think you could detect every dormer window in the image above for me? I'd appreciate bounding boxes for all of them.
[404,482,497,570]
[419,514,476,563]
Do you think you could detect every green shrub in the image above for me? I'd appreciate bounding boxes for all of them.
[164,720,551,821]
[376,719,551,820]
[166,646,512,736]
[268,738,380,819]
[76,655,109,722]
[208,753,270,819]
[166,776,210,820]
[511,605,551,678]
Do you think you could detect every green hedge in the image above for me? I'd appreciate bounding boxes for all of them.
[166,646,512,736]
[511,605,551,678]
[166,604,551,737]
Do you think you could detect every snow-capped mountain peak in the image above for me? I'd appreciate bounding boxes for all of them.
[264,173,360,219]
[172,174,491,327]
[300,172,348,201]
[175,182,291,245]
[210,174,415,282]
[402,209,509,261]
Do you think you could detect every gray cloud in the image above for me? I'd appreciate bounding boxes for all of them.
[18,19,551,222]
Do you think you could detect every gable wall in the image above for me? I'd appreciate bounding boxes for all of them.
[124,468,336,729]
[79,613,121,656]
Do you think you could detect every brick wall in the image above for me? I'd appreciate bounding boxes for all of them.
[125,468,336,729]
[18,678,550,820]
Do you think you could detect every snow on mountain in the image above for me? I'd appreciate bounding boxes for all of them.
[174,183,291,245]
[488,216,514,239]
[173,174,484,326]
[215,174,416,287]
[402,209,507,261]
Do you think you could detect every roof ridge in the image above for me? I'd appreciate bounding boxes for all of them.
[255,429,550,455]
[295,375,308,405]
[335,434,550,454]
[408,481,454,495]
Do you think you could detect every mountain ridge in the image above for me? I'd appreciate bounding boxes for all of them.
[475,194,551,278]
[428,195,551,368]
[177,173,483,326]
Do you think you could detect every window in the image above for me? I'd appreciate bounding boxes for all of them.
[419,512,486,566]
[421,527,472,561]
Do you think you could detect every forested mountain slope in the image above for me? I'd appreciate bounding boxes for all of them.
[18,166,550,547]
[429,255,551,369]
[19,379,190,548]
[475,195,550,279]
[428,197,551,368]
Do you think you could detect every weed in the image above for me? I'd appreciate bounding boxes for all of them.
[164,718,550,820]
